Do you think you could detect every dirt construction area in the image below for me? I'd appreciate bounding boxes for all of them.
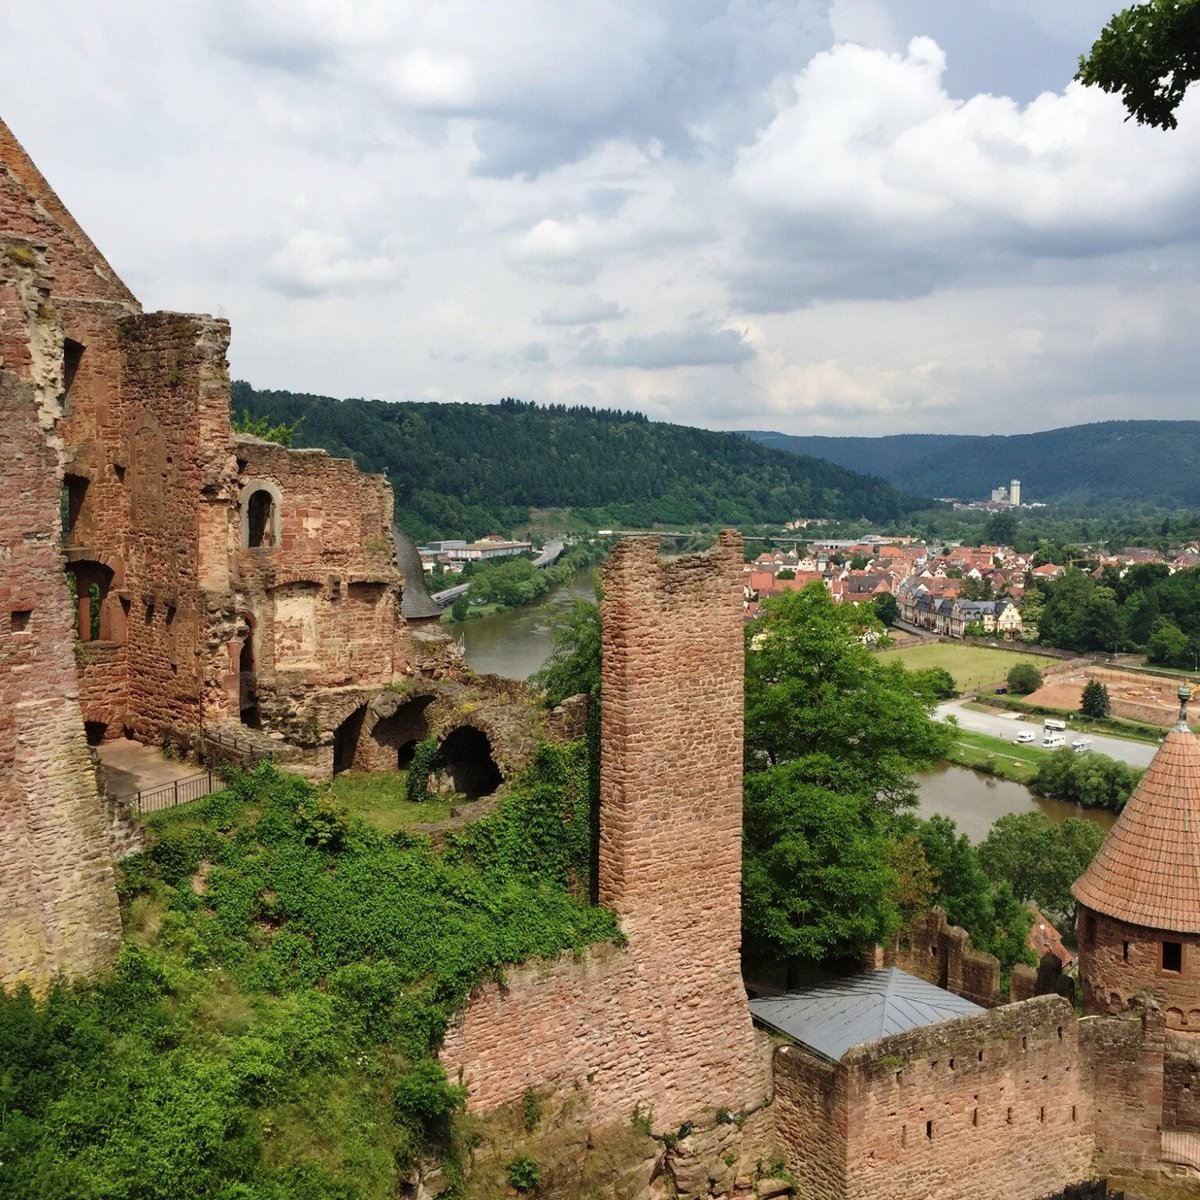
[1027,664,1191,728]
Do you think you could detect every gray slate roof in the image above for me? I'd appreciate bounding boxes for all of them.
[393,527,444,619]
[749,968,984,1062]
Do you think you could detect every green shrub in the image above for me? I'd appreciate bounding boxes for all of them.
[1006,662,1043,695]
[506,1153,541,1193]
[405,738,441,805]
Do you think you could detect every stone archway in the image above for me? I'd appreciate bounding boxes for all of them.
[332,704,367,775]
[370,694,436,768]
[437,725,502,798]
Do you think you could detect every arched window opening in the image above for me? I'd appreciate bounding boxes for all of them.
[62,338,84,411]
[239,635,261,728]
[437,725,502,798]
[247,489,276,548]
[66,560,114,642]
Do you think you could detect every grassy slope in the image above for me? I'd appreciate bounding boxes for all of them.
[0,752,616,1200]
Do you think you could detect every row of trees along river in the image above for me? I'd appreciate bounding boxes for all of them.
[459,565,1117,845]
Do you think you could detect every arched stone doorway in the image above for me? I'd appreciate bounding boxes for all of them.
[333,704,367,776]
[438,725,502,798]
[370,695,436,768]
[239,634,261,728]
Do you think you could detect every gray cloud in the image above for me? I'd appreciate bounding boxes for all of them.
[578,323,755,369]
[539,296,627,325]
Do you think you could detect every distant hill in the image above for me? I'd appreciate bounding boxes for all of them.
[231,383,928,542]
[744,421,1200,508]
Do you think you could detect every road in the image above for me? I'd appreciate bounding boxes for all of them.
[935,699,1159,769]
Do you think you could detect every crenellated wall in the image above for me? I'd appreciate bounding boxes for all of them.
[775,995,1094,1200]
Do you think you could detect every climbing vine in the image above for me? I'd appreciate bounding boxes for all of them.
[0,755,616,1200]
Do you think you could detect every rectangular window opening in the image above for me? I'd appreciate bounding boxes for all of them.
[10,609,31,632]
[1163,940,1183,973]
[1123,941,1130,962]
[925,1120,933,1140]
[1085,913,1097,948]
[971,1108,978,1128]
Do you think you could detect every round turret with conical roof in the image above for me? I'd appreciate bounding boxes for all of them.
[1073,685,1200,1028]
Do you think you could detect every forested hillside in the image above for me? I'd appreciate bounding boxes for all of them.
[232,383,926,542]
[746,421,1200,508]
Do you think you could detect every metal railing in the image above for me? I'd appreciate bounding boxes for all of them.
[113,770,220,815]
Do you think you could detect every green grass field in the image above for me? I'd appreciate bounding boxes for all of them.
[328,769,453,834]
[877,641,1055,693]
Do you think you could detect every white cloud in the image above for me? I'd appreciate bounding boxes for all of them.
[731,36,1200,307]
[262,231,400,298]
[2,0,1198,441]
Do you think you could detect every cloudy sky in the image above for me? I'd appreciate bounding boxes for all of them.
[4,1,1198,437]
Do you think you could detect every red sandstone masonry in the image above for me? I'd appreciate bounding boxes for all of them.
[441,533,770,1129]
[776,995,1093,1200]
[0,247,120,989]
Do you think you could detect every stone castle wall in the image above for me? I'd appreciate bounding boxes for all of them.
[775,995,1094,1200]
[0,243,120,990]
[883,908,1002,1008]
[441,533,771,1131]
[1083,1003,1166,1177]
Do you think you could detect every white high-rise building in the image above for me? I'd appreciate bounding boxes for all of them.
[1010,479,1021,507]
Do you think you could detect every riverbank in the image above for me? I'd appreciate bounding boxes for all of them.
[945,729,1042,784]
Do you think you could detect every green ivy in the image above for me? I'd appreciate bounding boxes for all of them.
[0,755,617,1200]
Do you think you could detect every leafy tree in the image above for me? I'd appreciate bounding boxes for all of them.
[741,585,951,967]
[1077,0,1200,129]
[964,620,987,637]
[1032,748,1142,811]
[450,594,470,622]
[887,833,937,926]
[849,553,870,570]
[873,591,900,626]
[960,576,994,600]
[917,815,995,947]
[915,816,1035,973]
[910,666,957,701]
[1081,679,1112,718]
[744,585,951,809]
[742,767,899,967]
[776,567,796,580]
[529,599,601,708]
[1148,616,1191,666]
[1007,662,1043,695]
[985,510,1019,546]
[231,408,303,447]
[978,812,1105,925]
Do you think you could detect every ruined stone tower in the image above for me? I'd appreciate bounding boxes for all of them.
[442,533,768,1128]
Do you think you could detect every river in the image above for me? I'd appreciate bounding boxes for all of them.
[458,565,599,681]
[460,568,1119,843]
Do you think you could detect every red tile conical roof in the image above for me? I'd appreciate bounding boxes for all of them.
[1073,702,1200,933]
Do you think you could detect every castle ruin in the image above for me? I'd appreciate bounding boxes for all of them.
[4,118,1200,1197]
